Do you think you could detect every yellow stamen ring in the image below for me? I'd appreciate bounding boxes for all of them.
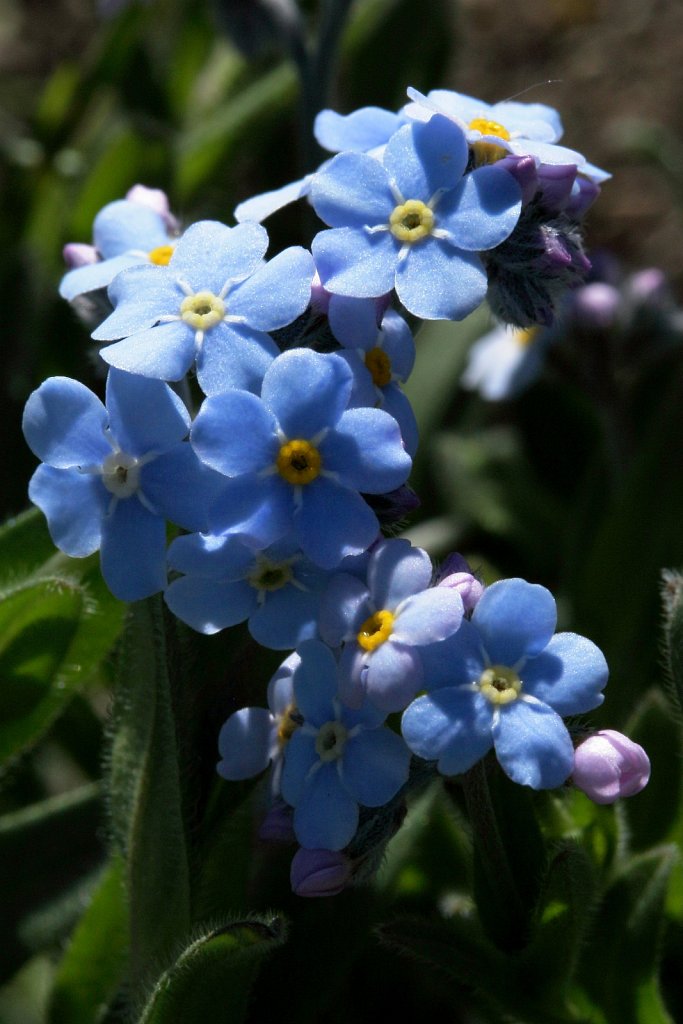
[479,665,522,706]
[180,290,226,331]
[276,439,322,485]
[389,199,435,243]
[357,609,395,652]
[365,347,392,388]
[468,118,511,142]
[247,558,294,593]
[148,244,175,266]
[315,721,348,762]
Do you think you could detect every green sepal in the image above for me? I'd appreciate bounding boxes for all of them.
[106,596,191,994]
[580,844,678,1024]
[134,916,287,1024]
[47,857,128,1024]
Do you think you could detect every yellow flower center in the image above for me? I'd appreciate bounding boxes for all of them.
[357,609,395,652]
[315,720,348,762]
[276,439,322,485]
[468,118,511,166]
[180,290,226,331]
[514,326,540,348]
[247,558,294,593]
[478,665,522,705]
[148,244,175,266]
[101,451,140,499]
[468,118,511,142]
[364,347,392,388]
[276,703,300,747]
[389,199,435,243]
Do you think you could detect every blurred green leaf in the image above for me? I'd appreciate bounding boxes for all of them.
[136,916,286,1024]
[48,857,128,1024]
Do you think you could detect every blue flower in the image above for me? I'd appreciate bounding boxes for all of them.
[217,652,298,791]
[401,578,608,789]
[280,640,411,850]
[461,321,551,400]
[59,197,178,301]
[165,533,334,649]
[91,220,315,396]
[319,538,464,712]
[190,349,412,569]
[404,88,610,183]
[310,114,522,321]
[23,369,217,602]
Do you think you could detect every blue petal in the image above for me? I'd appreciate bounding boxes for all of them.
[92,268,181,340]
[437,165,521,251]
[313,227,397,298]
[197,323,278,397]
[368,538,432,609]
[281,730,319,806]
[59,254,143,300]
[100,322,196,381]
[167,531,255,578]
[341,727,410,806]
[23,377,109,467]
[292,639,339,724]
[217,707,274,779]
[100,498,167,601]
[29,465,105,556]
[380,385,419,457]
[93,199,170,257]
[378,310,415,378]
[419,618,487,692]
[322,406,412,493]
[521,632,608,715]
[311,152,394,229]
[170,220,268,293]
[401,688,493,775]
[191,391,278,476]
[234,177,311,224]
[492,699,574,789]
[318,573,371,647]
[328,295,381,348]
[248,586,322,650]
[209,475,292,547]
[364,640,423,712]
[105,369,189,455]
[314,106,401,153]
[228,246,314,330]
[261,350,352,439]
[142,445,222,531]
[395,240,487,321]
[472,578,557,667]
[393,588,463,646]
[293,761,359,850]
[165,576,256,633]
[384,116,468,201]
[295,478,379,569]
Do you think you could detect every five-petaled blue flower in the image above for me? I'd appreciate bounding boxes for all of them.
[23,369,217,602]
[190,349,412,569]
[281,640,411,850]
[92,220,315,396]
[311,113,522,321]
[401,578,608,789]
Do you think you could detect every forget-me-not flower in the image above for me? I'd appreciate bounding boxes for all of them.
[319,538,464,712]
[23,369,216,602]
[190,349,412,569]
[401,578,608,789]
[91,220,315,396]
[280,640,411,850]
[461,320,551,400]
[311,113,522,321]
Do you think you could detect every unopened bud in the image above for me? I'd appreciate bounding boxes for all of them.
[290,847,352,897]
[572,729,650,804]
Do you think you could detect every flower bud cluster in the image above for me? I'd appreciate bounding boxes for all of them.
[22,83,647,898]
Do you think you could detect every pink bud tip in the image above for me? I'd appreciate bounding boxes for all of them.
[573,729,650,804]
[290,847,352,897]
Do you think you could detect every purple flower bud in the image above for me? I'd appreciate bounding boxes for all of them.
[565,176,600,219]
[290,847,352,897]
[572,282,621,329]
[435,553,484,613]
[573,729,650,804]
[535,164,578,214]
[364,484,421,526]
[627,268,669,305]
[498,155,538,206]
[259,800,295,842]
[63,242,98,269]
[125,184,179,231]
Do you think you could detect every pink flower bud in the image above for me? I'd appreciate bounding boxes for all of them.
[573,729,650,804]
[125,184,179,231]
[435,554,484,613]
[63,242,99,269]
[290,847,352,897]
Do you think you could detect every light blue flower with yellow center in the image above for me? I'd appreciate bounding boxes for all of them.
[281,640,411,851]
[461,320,551,400]
[311,113,522,321]
[401,578,609,789]
[92,220,315,396]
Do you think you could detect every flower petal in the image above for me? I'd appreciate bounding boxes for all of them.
[401,688,493,775]
[292,762,359,850]
[217,707,274,779]
[164,576,256,633]
[521,632,608,715]
[492,699,574,789]
[105,369,189,455]
[23,377,110,467]
[295,478,379,569]
[395,240,487,321]
[191,391,278,476]
[384,116,468,201]
[100,498,167,601]
[228,246,314,330]
[313,227,397,299]
[261,349,352,439]
[364,640,423,712]
[311,152,395,229]
[368,538,432,608]
[29,465,105,556]
[342,727,410,806]
[437,164,521,251]
[472,578,557,667]
[100,321,196,381]
[322,406,412,493]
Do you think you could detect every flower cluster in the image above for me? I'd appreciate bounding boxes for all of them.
[23,83,647,897]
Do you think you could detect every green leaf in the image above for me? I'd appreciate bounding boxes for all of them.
[580,845,678,1024]
[661,568,683,721]
[0,508,56,585]
[135,916,286,1024]
[48,857,128,1024]
[107,597,191,994]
